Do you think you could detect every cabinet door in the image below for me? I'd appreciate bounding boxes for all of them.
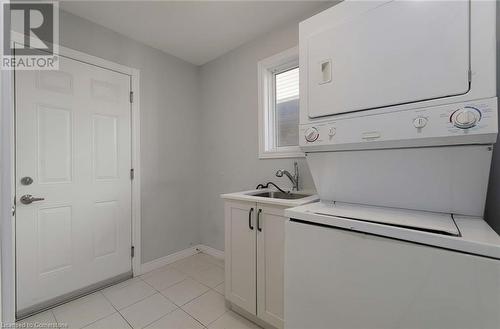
[256,204,286,329]
[225,201,257,314]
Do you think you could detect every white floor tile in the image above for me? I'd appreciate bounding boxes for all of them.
[208,311,261,329]
[22,254,229,329]
[161,278,210,306]
[197,253,224,268]
[52,292,115,329]
[141,267,186,291]
[189,264,224,288]
[182,290,227,326]
[172,255,213,277]
[119,293,177,329]
[214,282,225,295]
[103,280,156,310]
[145,309,204,329]
[17,310,57,326]
[83,313,131,329]
[102,278,142,293]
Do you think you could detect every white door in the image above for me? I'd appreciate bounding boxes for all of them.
[257,204,285,329]
[224,201,257,314]
[15,54,132,313]
[306,0,470,117]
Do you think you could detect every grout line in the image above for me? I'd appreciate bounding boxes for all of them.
[142,304,180,328]
[40,254,224,329]
[50,310,60,327]
[115,291,158,312]
[116,312,133,329]
[202,288,228,327]
[102,278,157,312]
[206,309,228,327]
[160,279,212,307]
[179,289,226,327]
[179,308,208,328]
[100,291,134,329]
[49,293,115,329]
[107,280,181,328]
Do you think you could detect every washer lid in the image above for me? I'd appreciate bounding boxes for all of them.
[315,202,460,236]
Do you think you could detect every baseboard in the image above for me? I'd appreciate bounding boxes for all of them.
[138,246,199,275]
[138,244,225,275]
[195,244,225,259]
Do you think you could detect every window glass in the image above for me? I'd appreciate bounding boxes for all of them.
[275,67,299,147]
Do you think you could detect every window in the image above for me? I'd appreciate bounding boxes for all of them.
[258,47,304,158]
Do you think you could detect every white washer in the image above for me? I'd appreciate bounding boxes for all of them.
[284,202,500,329]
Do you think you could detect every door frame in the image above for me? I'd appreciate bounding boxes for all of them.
[2,44,142,322]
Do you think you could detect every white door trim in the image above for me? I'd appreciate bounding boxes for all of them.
[1,55,16,325]
[2,44,141,321]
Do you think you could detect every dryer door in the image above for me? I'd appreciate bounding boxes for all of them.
[306,0,470,118]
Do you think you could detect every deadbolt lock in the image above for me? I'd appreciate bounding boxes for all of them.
[20,176,33,185]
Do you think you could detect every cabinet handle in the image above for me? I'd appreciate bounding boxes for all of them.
[248,208,254,230]
[257,209,262,232]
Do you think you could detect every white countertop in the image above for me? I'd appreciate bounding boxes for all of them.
[221,188,319,207]
[285,201,500,260]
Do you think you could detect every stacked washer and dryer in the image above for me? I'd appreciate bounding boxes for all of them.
[285,1,500,328]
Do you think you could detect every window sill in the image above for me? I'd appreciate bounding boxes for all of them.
[259,150,305,159]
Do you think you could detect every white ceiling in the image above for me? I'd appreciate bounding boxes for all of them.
[60,1,334,65]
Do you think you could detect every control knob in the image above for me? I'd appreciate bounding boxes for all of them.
[413,117,428,129]
[304,127,319,142]
[451,107,481,129]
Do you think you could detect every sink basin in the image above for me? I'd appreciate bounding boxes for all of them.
[253,191,312,200]
[221,189,318,206]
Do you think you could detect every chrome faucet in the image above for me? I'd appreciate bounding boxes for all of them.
[276,162,299,191]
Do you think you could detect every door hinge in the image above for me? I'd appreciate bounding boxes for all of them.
[130,168,134,180]
[12,196,16,216]
[129,91,134,103]
[131,246,135,258]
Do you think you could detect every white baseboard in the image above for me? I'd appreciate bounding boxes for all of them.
[195,244,225,259]
[138,244,225,275]
[138,246,199,275]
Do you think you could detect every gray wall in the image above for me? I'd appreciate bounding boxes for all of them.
[59,2,500,261]
[198,23,315,251]
[484,4,500,234]
[59,11,201,263]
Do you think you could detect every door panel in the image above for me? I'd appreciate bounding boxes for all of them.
[257,205,285,329]
[225,201,257,314]
[92,201,118,258]
[37,105,73,183]
[16,54,132,313]
[38,206,73,274]
[36,70,73,94]
[307,0,470,117]
[92,114,119,180]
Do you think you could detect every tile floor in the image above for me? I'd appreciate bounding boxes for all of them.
[18,253,261,329]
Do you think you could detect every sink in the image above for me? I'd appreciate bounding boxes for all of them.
[252,191,312,200]
[221,189,318,206]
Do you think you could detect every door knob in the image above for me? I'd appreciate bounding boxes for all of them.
[20,194,45,205]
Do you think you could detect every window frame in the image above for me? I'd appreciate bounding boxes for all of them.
[258,46,304,159]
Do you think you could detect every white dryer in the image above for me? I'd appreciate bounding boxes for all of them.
[285,0,500,328]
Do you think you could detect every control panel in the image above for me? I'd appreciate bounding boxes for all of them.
[300,98,498,151]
